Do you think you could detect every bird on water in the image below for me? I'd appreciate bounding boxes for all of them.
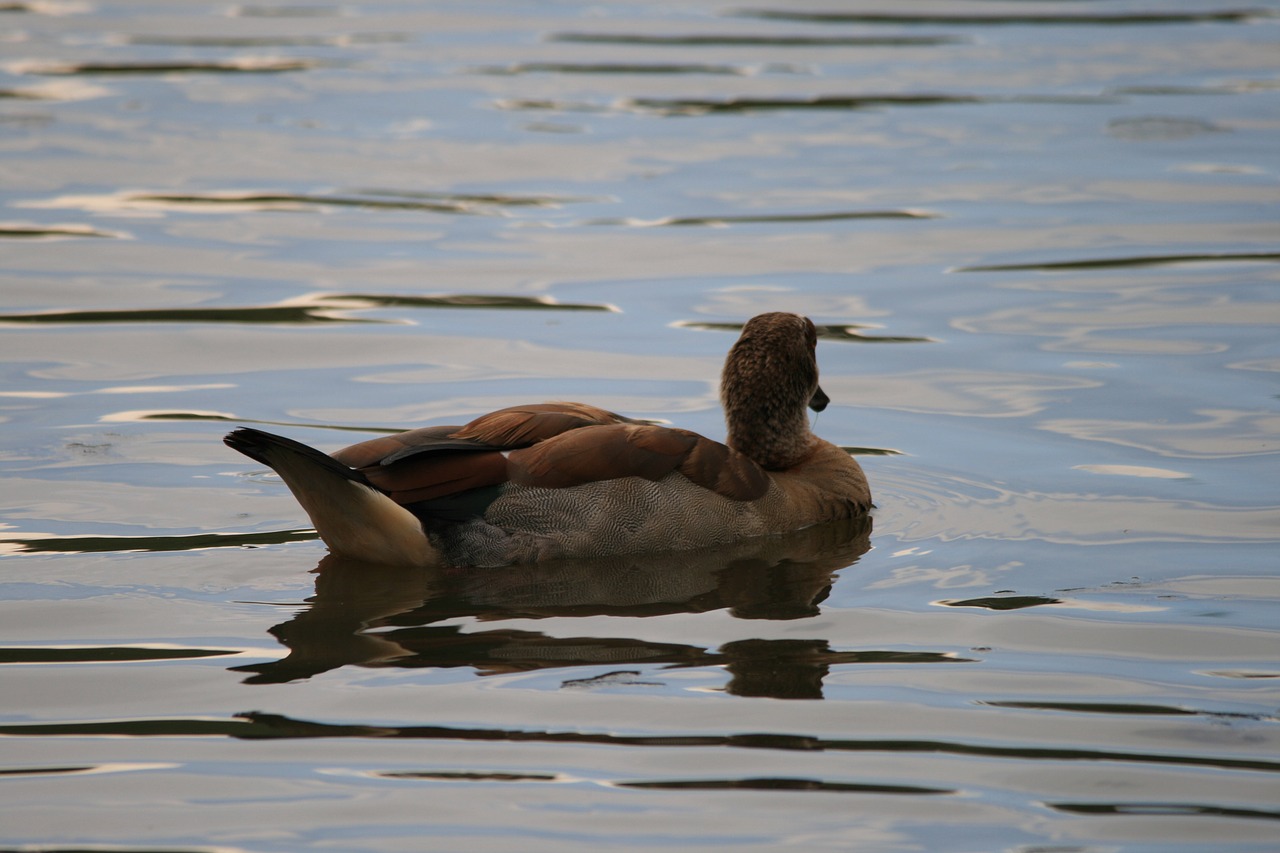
[225,312,872,567]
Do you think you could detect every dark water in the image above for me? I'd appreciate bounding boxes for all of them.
[2,1,1278,851]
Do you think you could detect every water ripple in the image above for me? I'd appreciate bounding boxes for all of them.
[872,464,1280,545]
[123,33,407,47]
[549,32,963,47]
[619,777,954,794]
[729,9,1272,25]
[1049,801,1280,821]
[473,62,750,76]
[955,252,1280,273]
[3,712,1276,775]
[983,701,1275,722]
[0,293,615,326]
[0,222,122,239]
[0,645,239,663]
[0,528,317,555]
[18,57,319,75]
[23,188,594,215]
[587,209,936,227]
[499,92,1117,116]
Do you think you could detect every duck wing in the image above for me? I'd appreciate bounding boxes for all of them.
[451,401,639,447]
[332,401,635,468]
[329,402,640,505]
[509,424,771,501]
[331,402,769,507]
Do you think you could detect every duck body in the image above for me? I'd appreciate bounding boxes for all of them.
[225,313,871,567]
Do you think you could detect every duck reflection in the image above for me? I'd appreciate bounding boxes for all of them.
[234,517,879,698]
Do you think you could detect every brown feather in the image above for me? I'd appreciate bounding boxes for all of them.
[330,434,415,469]
[329,405,636,507]
[362,450,509,504]
[332,426,466,468]
[506,423,769,500]
[674,433,772,501]
[452,402,631,447]
[506,424,676,488]
[332,426,509,506]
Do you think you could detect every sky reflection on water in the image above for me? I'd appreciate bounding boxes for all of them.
[1,1,1278,851]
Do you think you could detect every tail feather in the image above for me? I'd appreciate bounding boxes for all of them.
[225,427,437,566]
[224,427,371,485]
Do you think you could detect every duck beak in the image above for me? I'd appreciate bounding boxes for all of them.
[808,384,829,413]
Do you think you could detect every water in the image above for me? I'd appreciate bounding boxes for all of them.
[2,1,1278,850]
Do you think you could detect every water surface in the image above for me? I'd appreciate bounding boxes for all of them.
[1,1,1278,851]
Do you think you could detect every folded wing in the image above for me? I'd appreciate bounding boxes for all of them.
[329,402,770,511]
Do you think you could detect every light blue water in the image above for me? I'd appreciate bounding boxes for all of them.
[2,2,1278,851]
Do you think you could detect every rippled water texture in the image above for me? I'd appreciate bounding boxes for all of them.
[2,1,1278,851]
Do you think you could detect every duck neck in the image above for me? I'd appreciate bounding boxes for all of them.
[723,398,816,471]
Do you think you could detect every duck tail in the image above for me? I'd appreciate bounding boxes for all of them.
[224,427,437,566]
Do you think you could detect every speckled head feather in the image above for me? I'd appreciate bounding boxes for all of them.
[719,312,824,471]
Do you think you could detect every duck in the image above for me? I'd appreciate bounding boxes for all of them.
[224,312,872,567]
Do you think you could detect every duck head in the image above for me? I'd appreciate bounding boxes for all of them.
[719,312,827,470]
